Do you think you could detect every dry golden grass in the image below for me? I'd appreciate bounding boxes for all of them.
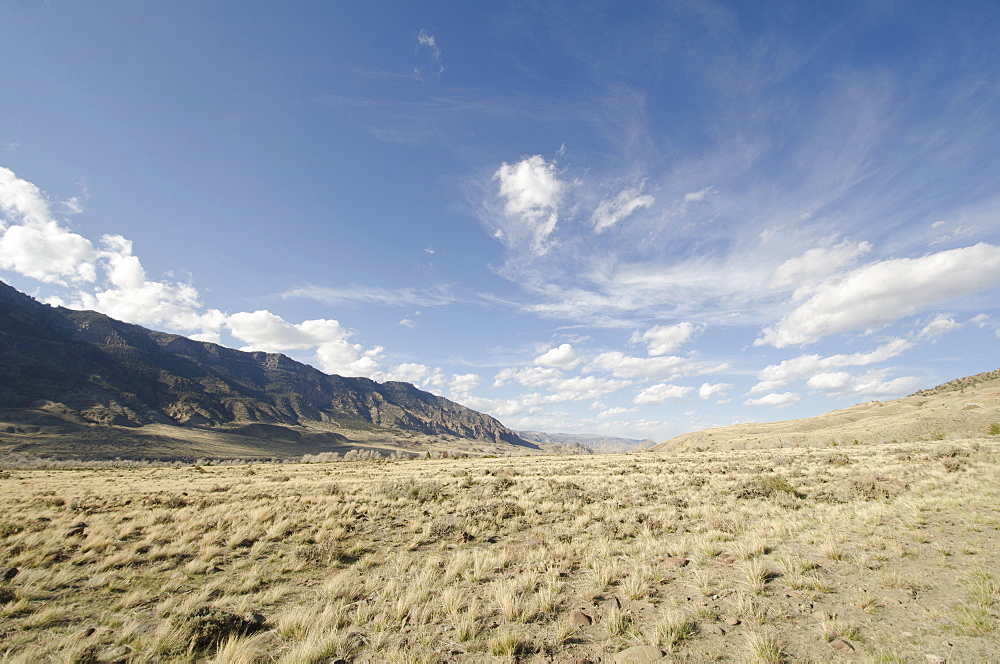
[1,439,998,661]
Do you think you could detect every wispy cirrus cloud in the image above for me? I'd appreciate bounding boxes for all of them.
[284,284,457,308]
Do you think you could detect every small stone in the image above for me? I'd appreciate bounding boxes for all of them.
[725,616,740,626]
[925,655,946,664]
[569,609,593,626]
[716,553,736,564]
[829,637,855,652]
[702,624,726,636]
[602,596,623,612]
[664,557,691,568]
[613,645,665,663]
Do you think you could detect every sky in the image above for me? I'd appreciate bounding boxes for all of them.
[2,1,1000,441]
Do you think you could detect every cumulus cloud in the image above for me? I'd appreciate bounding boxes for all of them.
[634,383,693,405]
[919,314,960,338]
[807,370,921,398]
[314,339,384,377]
[586,351,690,380]
[698,382,733,400]
[631,322,702,356]
[493,366,564,389]
[0,166,391,380]
[758,244,1000,347]
[744,392,800,407]
[596,406,638,419]
[493,155,564,255]
[591,185,654,233]
[0,166,51,226]
[771,240,872,289]
[543,375,629,402]
[750,338,912,394]
[492,365,626,403]
[533,343,580,369]
[449,373,480,395]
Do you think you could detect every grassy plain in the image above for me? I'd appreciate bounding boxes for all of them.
[1,440,998,662]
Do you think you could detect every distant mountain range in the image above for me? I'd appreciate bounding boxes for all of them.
[655,368,1000,452]
[0,280,538,459]
[517,430,654,453]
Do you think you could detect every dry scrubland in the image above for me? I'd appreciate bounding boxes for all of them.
[1,441,999,663]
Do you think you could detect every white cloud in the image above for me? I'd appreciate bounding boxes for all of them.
[919,314,960,338]
[0,166,51,226]
[314,339,384,377]
[382,362,431,384]
[744,392,800,407]
[491,366,626,403]
[449,373,480,395]
[771,240,872,289]
[758,244,1000,347]
[533,343,580,369]
[591,185,654,233]
[698,382,733,400]
[0,220,99,284]
[226,311,347,352]
[634,383,693,405]
[544,375,629,402]
[808,370,921,398]
[750,338,912,394]
[683,186,715,204]
[631,322,702,356]
[415,29,443,78]
[493,366,564,389]
[399,318,416,328]
[285,284,455,307]
[587,351,690,380]
[493,155,564,255]
[596,406,638,419]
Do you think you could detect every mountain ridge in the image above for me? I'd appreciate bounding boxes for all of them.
[0,280,537,458]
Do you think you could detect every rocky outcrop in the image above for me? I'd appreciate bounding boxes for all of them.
[0,280,532,449]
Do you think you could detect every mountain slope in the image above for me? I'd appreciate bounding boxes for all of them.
[0,281,535,457]
[655,369,1000,452]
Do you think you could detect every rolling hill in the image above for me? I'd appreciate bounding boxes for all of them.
[655,369,1000,452]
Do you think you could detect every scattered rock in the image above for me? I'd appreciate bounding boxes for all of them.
[664,557,691,568]
[724,616,740,626]
[829,637,855,652]
[569,609,593,626]
[602,596,623,612]
[716,553,736,565]
[613,645,665,663]
[702,624,726,636]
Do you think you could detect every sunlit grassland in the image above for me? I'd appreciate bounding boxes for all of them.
[0,440,998,662]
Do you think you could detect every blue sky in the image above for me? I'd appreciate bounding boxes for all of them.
[2,1,1000,440]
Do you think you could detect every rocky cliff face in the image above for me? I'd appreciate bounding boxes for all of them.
[0,281,530,448]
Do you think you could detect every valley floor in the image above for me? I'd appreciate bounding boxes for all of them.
[1,440,998,662]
